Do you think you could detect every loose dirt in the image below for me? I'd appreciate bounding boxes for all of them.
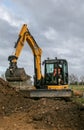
[0,77,84,130]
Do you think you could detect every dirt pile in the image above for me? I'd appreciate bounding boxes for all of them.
[0,78,32,115]
[0,77,84,130]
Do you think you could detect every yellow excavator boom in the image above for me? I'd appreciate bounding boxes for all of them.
[12,24,42,80]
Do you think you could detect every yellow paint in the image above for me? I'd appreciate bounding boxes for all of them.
[48,85,68,90]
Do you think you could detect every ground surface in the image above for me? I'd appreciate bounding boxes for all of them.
[0,77,84,130]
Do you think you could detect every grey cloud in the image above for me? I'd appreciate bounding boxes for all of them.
[0,19,18,48]
[0,0,84,77]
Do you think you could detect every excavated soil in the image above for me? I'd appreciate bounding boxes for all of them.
[0,77,84,130]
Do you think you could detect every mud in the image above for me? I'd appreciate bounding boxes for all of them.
[0,77,84,130]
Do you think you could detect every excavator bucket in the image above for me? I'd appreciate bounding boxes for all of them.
[5,68,29,81]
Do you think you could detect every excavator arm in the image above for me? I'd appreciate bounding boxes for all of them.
[5,24,42,87]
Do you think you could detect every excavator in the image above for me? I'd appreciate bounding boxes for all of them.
[5,24,73,98]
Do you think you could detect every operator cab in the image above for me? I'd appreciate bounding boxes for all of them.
[44,58,68,85]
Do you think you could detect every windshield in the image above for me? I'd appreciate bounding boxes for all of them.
[45,60,68,85]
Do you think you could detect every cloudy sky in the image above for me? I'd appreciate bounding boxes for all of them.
[0,0,84,78]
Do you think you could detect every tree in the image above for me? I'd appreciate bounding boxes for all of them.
[69,74,78,85]
[79,76,84,85]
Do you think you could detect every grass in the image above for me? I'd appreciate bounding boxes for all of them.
[69,85,84,91]
[69,85,84,104]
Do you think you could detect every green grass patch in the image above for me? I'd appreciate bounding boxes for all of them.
[73,97,84,104]
[69,85,84,92]
[69,85,84,104]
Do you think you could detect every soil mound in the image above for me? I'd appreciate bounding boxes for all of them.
[0,78,84,130]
